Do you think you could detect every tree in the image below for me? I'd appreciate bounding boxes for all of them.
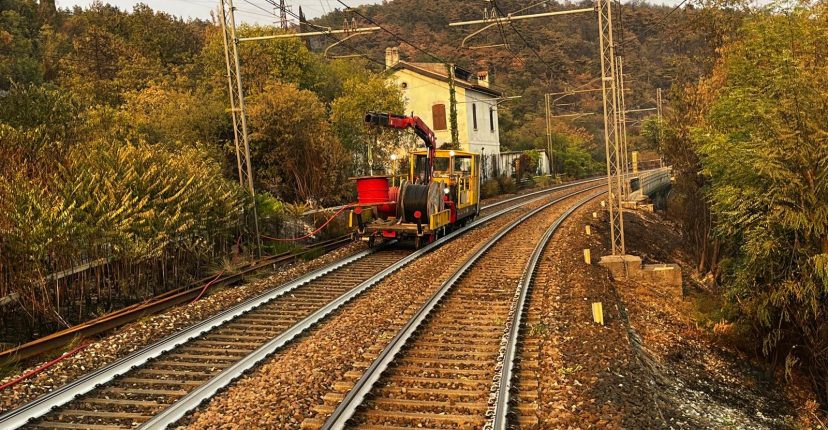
[247,81,348,204]
[446,63,459,149]
[330,75,405,175]
[119,84,227,146]
[693,5,828,404]
[0,0,44,88]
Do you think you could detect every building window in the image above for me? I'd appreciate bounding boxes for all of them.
[432,104,447,131]
[489,107,495,132]
[472,103,478,130]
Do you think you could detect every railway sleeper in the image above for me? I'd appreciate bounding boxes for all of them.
[358,409,486,427]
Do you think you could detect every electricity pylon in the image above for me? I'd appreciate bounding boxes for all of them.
[279,0,288,29]
[597,0,625,255]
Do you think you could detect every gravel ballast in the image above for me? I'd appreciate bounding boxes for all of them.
[179,186,597,429]
[0,243,365,414]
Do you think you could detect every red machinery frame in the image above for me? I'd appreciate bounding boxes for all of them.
[364,112,437,182]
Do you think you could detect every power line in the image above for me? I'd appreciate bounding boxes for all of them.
[333,0,514,94]
[334,0,452,64]
[246,0,514,97]
[491,0,556,70]
[246,0,388,68]
[619,0,692,47]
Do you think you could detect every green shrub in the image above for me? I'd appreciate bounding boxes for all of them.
[482,179,501,198]
[535,175,553,188]
[497,174,517,195]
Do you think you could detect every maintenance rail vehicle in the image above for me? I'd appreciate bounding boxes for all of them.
[350,111,481,248]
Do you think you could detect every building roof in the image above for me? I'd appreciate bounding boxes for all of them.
[499,149,549,155]
[390,61,502,97]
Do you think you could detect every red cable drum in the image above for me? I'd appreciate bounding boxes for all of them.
[356,176,397,218]
[356,176,390,204]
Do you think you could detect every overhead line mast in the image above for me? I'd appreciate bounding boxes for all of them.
[597,0,626,255]
[450,0,627,255]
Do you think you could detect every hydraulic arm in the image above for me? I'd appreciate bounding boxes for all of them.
[365,111,437,182]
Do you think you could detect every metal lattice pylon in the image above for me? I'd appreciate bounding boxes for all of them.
[220,0,262,255]
[279,0,288,29]
[597,0,625,255]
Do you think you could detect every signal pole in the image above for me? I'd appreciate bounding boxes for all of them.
[450,4,594,179]
[597,0,625,255]
[544,86,603,176]
[544,93,553,174]
[616,55,630,198]
[220,0,262,256]
[657,87,664,167]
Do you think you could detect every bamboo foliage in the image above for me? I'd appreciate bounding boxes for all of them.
[0,138,245,331]
[691,4,828,403]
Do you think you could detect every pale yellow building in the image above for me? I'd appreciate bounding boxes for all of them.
[384,47,502,159]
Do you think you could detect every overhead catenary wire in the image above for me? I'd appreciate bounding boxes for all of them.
[331,0,516,94]
[242,0,514,99]
[334,0,453,64]
[490,0,557,70]
[618,0,692,47]
[242,0,388,68]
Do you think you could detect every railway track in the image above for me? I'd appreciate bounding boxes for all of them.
[319,188,603,430]
[1,178,603,430]
[2,177,604,367]
[0,234,353,365]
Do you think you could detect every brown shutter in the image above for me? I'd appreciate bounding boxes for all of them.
[432,104,447,131]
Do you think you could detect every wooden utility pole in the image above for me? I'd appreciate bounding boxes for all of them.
[220,0,262,257]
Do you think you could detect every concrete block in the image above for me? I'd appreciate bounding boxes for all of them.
[639,264,683,297]
[598,254,642,280]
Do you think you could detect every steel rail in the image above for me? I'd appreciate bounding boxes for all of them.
[138,185,600,430]
[321,186,604,430]
[1,179,594,430]
[490,191,602,430]
[484,167,661,212]
[479,175,603,212]
[0,248,373,430]
[0,235,353,364]
[2,170,651,367]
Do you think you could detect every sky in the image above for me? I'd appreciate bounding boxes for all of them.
[57,0,386,24]
[57,0,690,25]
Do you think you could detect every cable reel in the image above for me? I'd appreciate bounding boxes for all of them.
[398,181,444,224]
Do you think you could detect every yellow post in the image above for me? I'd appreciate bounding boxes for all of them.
[632,151,639,174]
[584,248,591,264]
[592,302,604,325]
[585,225,592,236]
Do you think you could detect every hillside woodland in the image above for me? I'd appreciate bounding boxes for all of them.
[2,0,827,411]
